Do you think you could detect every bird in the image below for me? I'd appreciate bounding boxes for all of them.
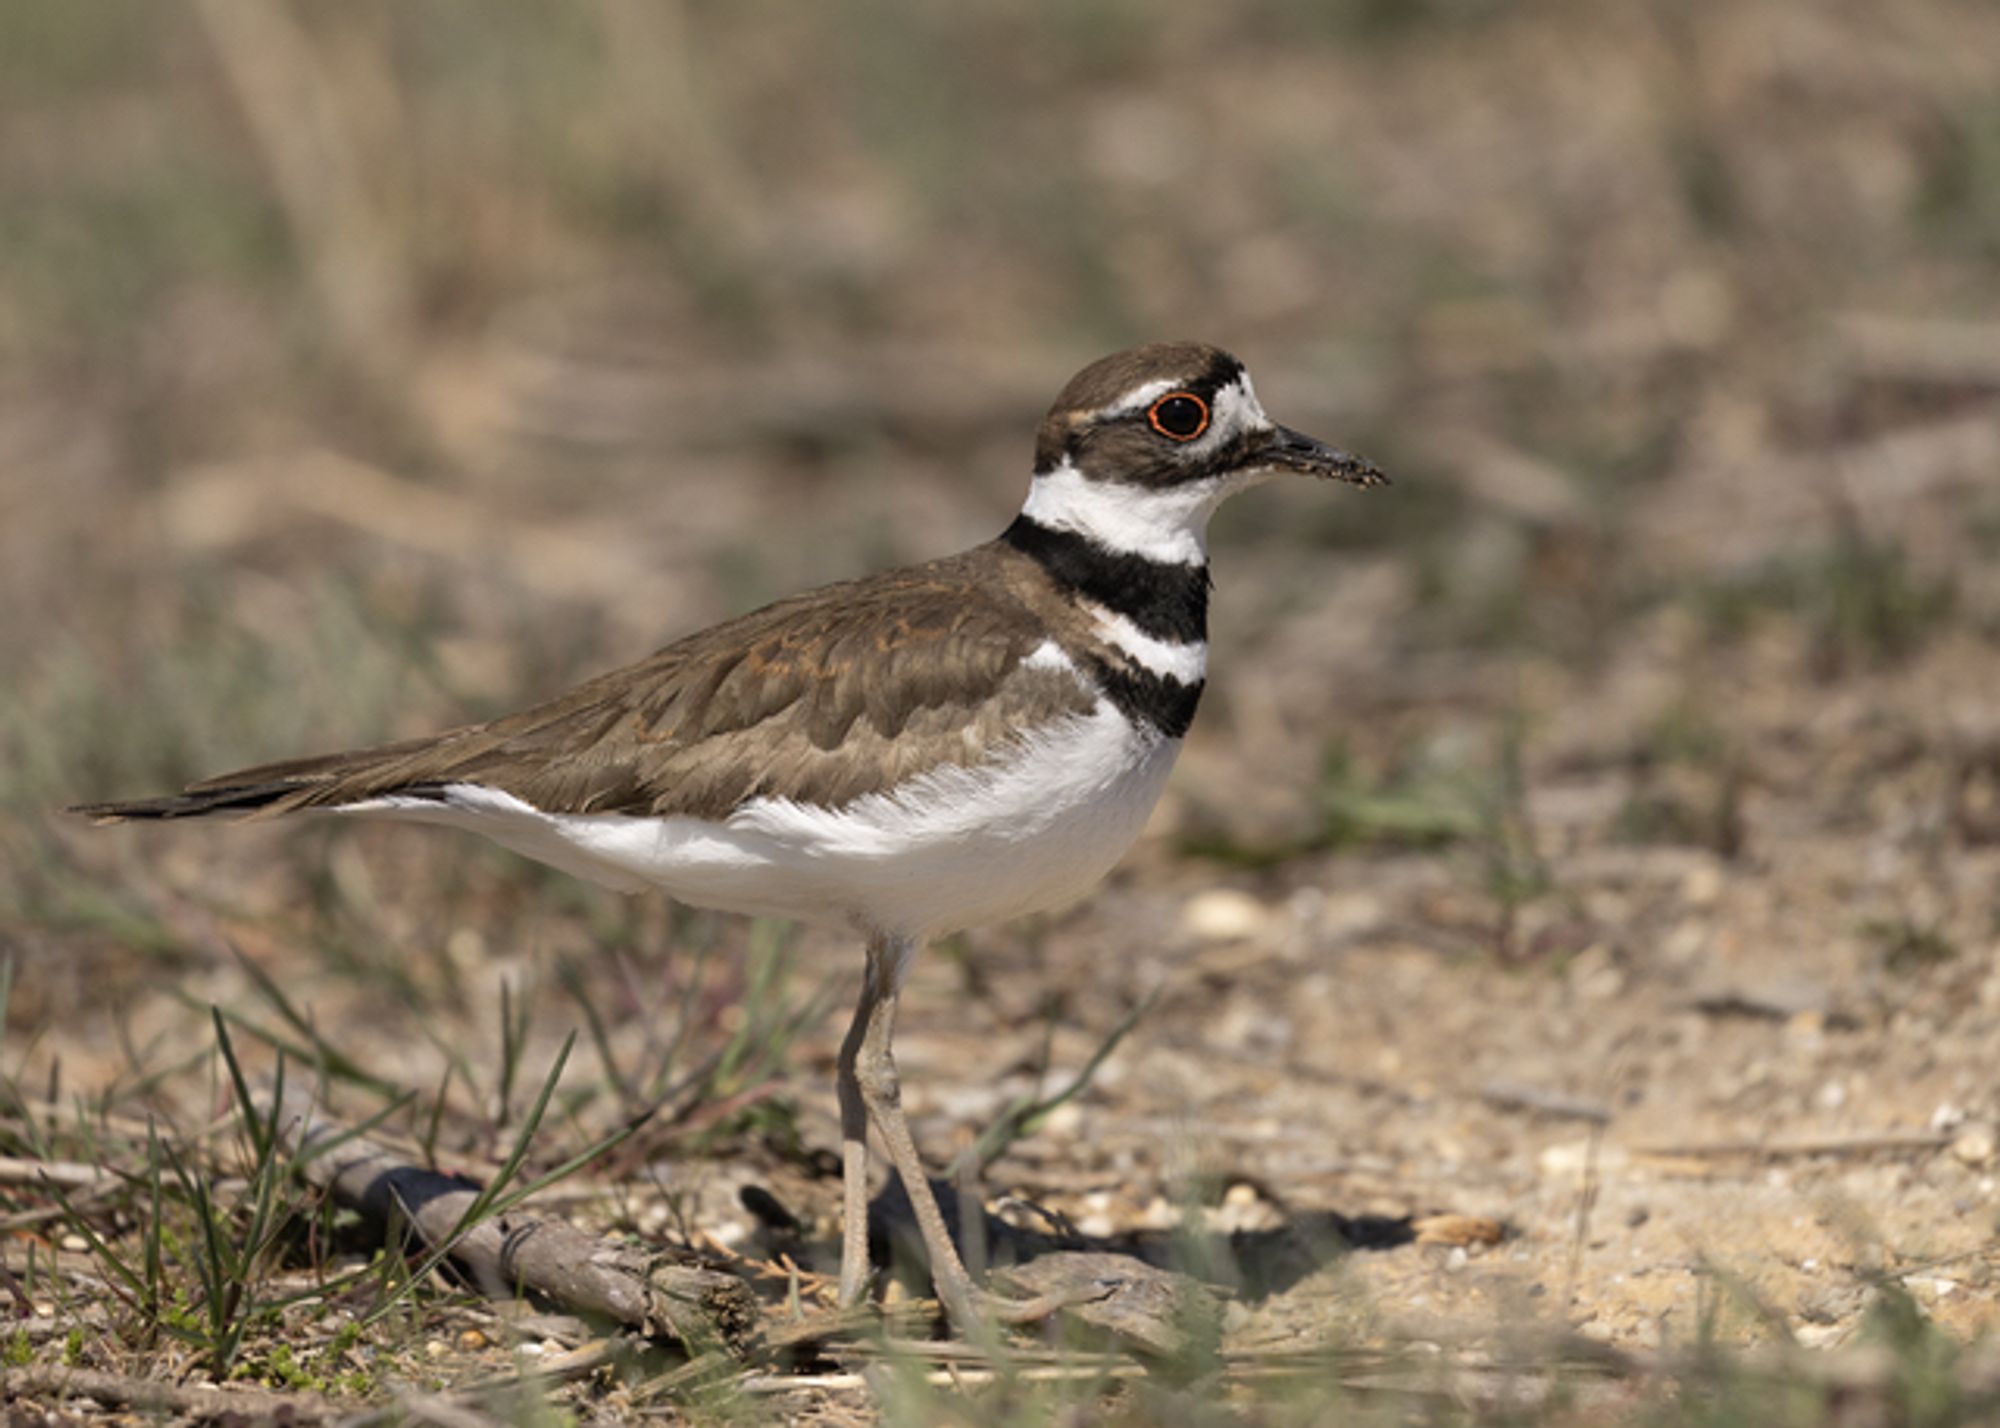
[72,341,1385,1329]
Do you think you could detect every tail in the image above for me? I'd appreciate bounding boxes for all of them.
[69,783,309,822]
[67,734,450,824]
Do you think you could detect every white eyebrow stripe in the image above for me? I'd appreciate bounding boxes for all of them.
[1101,376,1183,417]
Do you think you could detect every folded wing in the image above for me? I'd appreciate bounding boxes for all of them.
[73,550,1098,825]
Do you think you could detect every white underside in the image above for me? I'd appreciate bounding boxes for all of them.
[343,698,1180,940]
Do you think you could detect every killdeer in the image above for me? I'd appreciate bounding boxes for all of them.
[73,341,1384,1328]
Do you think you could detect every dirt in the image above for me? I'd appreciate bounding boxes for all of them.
[712,614,2000,1364]
[4,2,2000,1416]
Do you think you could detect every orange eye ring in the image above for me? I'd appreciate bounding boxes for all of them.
[1147,391,1210,442]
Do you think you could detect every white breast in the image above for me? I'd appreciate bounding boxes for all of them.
[350,699,1180,940]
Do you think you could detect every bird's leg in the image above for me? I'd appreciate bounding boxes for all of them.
[848,934,977,1326]
[834,962,882,1308]
[850,934,1081,1331]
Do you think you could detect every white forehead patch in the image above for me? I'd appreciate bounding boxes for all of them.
[1103,376,1183,417]
[1212,373,1270,435]
[1167,373,1271,464]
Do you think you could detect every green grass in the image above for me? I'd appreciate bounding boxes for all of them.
[4,917,1999,1420]
[1869,918,1959,976]
[14,995,652,1393]
[1693,528,1957,679]
[1182,721,1555,957]
[1915,96,2000,262]
[1612,699,1747,856]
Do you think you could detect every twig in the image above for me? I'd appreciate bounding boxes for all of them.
[0,1155,124,1232]
[1478,1081,1611,1124]
[1633,1132,1951,1160]
[0,1317,74,1345]
[0,1103,232,1147]
[0,1156,106,1188]
[954,988,1161,1176]
[4,1365,329,1422]
[736,1362,1152,1393]
[1560,1120,1604,1323]
[261,1085,756,1348]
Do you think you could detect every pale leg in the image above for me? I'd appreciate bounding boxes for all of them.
[834,962,881,1308]
[846,933,1081,1330]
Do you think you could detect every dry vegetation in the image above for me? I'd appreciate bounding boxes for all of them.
[4,1,2000,1422]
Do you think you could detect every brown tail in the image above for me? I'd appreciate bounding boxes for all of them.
[69,783,312,822]
[67,733,452,823]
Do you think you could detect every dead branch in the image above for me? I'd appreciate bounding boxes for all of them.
[3,1364,329,1422]
[263,1086,756,1349]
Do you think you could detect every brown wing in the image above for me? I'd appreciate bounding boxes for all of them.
[78,545,1097,823]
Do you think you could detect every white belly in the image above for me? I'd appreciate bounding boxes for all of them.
[353,701,1179,939]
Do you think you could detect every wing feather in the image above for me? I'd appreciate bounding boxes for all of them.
[78,546,1099,823]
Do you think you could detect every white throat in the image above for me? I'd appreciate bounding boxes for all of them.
[1020,373,1278,565]
[1020,458,1254,566]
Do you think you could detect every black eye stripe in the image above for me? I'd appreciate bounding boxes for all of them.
[1147,392,1209,441]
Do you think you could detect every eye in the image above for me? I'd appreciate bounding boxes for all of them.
[1147,391,1210,442]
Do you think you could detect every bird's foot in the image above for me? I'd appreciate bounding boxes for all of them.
[935,1275,1114,1332]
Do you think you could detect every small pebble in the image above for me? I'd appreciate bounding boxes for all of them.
[1040,1101,1083,1138]
[1319,891,1384,937]
[1538,1139,1629,1180]
[1181,889,1270,942]
[1951,1125,1995,1166]
[1682,864,1723,906]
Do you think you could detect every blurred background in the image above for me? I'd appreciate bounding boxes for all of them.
[4,0,2000,1354]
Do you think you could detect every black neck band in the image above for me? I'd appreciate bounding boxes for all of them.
[1000,515,1209,645]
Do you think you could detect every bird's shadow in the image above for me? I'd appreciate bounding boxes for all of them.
[746,1171,1431,1305]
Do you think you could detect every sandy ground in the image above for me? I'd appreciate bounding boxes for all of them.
[679,618,2000,1364]
[5,5,2000,1416]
